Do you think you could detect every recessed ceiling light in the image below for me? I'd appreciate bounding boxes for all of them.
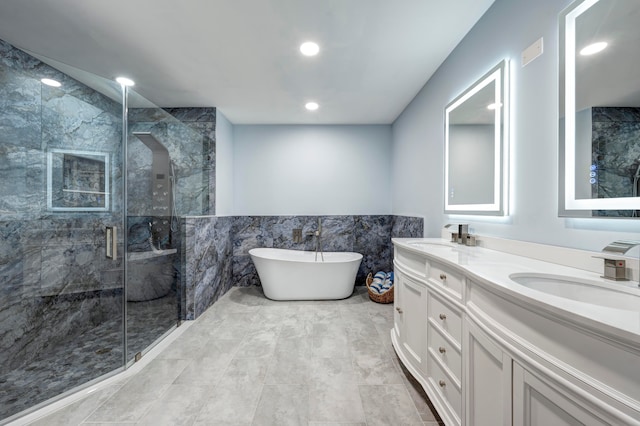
[305,102,319,111]
[580,41,607,56]
[116,76,135,87]
[40,78,61,87]
[300,41,320,57]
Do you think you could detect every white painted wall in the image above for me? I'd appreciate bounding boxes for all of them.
[215,111,234,216]
[233,125,392,215]
[391,0,640,251]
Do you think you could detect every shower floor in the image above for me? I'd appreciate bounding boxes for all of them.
[0,293,177,421]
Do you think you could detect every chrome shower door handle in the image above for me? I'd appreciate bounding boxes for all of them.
[106,226,117,260]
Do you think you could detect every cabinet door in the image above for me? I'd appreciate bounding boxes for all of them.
[399,274,427,372]
[464,319,512,426]
[513,362,619,426]
[393,272,404,340]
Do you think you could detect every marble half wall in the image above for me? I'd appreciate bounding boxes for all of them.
[182,215,423,319]
[181,216,233,320]
[232,215,424,287]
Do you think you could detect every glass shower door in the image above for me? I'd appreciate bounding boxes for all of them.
[0,42,126,421]
[125,102,181,361]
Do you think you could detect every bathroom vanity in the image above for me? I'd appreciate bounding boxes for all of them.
[391,238,640,426]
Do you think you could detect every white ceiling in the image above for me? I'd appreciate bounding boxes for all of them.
[0,0,495,124]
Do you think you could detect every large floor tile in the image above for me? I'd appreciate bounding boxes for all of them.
[353,353,404,385]
[85,359,189,422]
[265,353,311,385]
[252,384,309,426]
[308,382,366,423]
[218,357,270,387]
[310,334,350,358]
[359,384,423,426]
[193,382,262,425]
[307,357,357,388]
[135,384,212,426]
[234,328,279,358]
[29,382,123,426]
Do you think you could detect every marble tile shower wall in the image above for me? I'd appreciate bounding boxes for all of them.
[127,107,215,218]
[592,107,640,217]
[0,37,124,401]
[182,215,423,320]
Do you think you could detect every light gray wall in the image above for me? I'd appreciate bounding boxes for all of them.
[391,0,640,251]
[215,111,234,216]
[233,125,392,215]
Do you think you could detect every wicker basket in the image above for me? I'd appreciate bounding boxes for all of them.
[366,272,394,304]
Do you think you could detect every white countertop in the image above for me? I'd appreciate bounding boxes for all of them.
[392,238,640,345]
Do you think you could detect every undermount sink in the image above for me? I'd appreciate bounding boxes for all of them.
[408,241,453,249]
[509,273,640,311]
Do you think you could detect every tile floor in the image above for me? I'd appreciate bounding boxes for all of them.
[28,286,444,426]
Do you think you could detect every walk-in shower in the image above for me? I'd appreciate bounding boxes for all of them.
[0,38,210,423]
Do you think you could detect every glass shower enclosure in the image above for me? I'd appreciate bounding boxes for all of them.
[0,39,183,422]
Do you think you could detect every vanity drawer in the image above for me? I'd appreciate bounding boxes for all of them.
[428,353,462,424]
[428,260,463,299]
[428,291,462,344]
[428,323,461,381]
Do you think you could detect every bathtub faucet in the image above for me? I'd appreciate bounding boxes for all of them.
[306,217,324,262]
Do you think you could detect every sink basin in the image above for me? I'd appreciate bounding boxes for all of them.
[509,273,640,311]
[407,241,453,249]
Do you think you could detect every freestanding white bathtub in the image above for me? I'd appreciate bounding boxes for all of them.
[249,248,363,300]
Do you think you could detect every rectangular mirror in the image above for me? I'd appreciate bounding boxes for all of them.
[47,149,110,211]
[560,0,640,217]
[445,60,508,215]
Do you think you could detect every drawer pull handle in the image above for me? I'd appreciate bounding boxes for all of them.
[439,346,446,354]
[440,273,447,280]
[439,313,447,320]
[439,380,446,387]
[396,307,403,314]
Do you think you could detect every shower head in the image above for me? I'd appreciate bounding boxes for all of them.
[133,132,168,153]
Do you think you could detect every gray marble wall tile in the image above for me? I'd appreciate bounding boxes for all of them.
[392,215,424,238]
[163,107,216,123]
[0,66,41,150]
[354,215,393,284]
[182,216,233,319]
[128,107,215,218]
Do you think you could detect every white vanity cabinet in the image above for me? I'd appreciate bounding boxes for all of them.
[464,317,512,425]
[393,270,427,374]
[512,361,620,426]
[391,239,640,426]
[426,289,463,424]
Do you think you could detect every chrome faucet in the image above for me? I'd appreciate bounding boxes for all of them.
[601,240,640,286]
[306,217,324,262]
[445,223,469,244]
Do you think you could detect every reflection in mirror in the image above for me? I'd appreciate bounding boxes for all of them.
[560,0,640,217]
[445,60,508,215]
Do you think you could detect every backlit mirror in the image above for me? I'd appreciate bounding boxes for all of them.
[560,0,640,217]
[445,60,508,215]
